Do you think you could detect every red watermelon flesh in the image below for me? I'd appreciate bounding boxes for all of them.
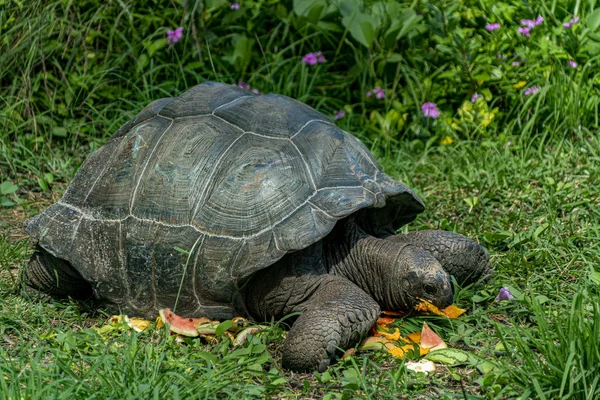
[158,308,210,337]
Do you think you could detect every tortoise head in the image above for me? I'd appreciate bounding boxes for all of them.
[386,245,453,311]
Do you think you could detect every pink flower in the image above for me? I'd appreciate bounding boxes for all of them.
[569,60,578,68]
[512,61,520,66]
[517,27,531,37]
[236,81,259,93]
[421,102,440,119]
[302,51,326,65]
[524,86,540,96]
[564,16,580,28]
[237,80,251,90]
[520,19,536,28]
[334,109,345,120]
[485,23,501,31]
[471,93,483,103]
[535,15,544,25]
[167,27,184,45]
[495,287,514,302]
[230,2,240,9]
[366,87,385,99]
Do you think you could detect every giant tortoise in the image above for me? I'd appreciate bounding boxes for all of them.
[25,81,492,371]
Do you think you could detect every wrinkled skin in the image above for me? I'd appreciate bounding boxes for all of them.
[244,218,491,372]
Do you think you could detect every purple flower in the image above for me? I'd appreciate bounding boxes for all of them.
[524,86,541,96]
[471,93,483,103]
[517,27,531,37]
[520,19,536,28]
[564,16,580,28]
[230,2,240,9]
[302,53,317,65]
[569,60,578,68]
[421,102,440,119]
[495,287,515,302]
[367,90,382,98]
[302,51,326,65]
[486,23,501,31]
[366,87,385,99]
[535,15,544,25]
[237,80,251,90]
[512,61,520,66]
[167,27,184,45]
[334,109,345,120]
[251,88,259,94]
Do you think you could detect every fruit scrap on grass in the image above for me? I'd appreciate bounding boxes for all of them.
[158,308,214,337]
[420,322,447,351]
[406,359,436,373]
[156,308,266,346]
[108,315,153,332]
[414,298,466,318]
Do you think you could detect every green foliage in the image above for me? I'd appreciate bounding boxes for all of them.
[497,291,600,399]
[2,0,600,190]
[1,0,600,397]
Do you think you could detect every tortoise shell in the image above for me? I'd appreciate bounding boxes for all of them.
[25,82,424,318]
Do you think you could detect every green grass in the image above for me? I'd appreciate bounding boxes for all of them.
[2,0,600,398]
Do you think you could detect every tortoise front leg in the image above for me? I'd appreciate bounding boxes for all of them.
[385,230,493,286]
[246,268,379,372]
[282,276,380,371]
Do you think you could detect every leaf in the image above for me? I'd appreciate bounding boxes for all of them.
[587,8,600,31]
[477,361,497,374]
[442,304,466,318]
[0,196,15,207]
[589,268,600,285]
[406,331,421,344]
[378,328,401,341]
[37,176,49,191]
[52,127,67,137]
[196,351,218,364]
[215,320,234,337]
[420,322,447,351]
[406,360,436,373]
[341,12,377,48]
[387,344,411,358]
[0,181,18,195]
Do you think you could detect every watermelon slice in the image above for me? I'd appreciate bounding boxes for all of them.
[158,308,210,337]
[420,322,447,351]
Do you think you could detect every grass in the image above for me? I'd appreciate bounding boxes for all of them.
[2,0,600,398]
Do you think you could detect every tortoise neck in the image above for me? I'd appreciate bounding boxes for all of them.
[324,218,409,309]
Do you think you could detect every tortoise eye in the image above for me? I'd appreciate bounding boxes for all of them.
[423,283,437,296]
